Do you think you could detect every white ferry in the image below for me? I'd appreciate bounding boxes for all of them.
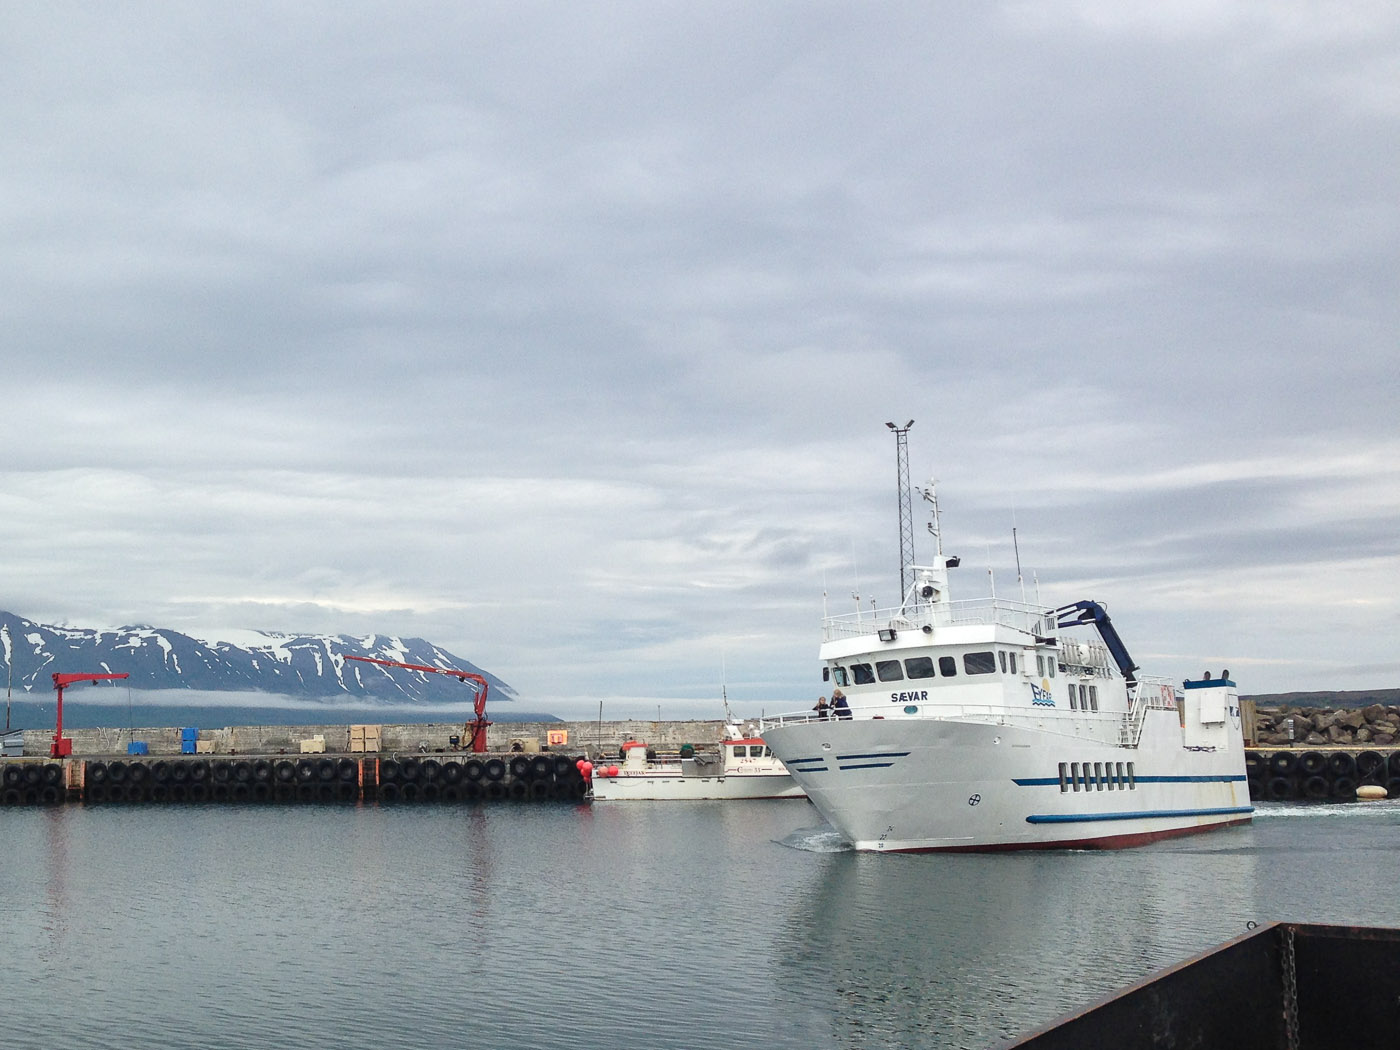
[589,728,805,801]
[760,490,1251,852]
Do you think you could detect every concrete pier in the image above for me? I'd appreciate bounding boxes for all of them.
[0,718,747,806]
[1246,747,1400,801]
[0,752,592,805]
[9,718,731,759]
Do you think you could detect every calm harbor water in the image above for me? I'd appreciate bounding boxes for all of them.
[4,799,1400,1050]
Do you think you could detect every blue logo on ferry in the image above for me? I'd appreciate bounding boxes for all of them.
[1031,684,1055,707]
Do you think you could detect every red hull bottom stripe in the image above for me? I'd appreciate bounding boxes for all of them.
[885,816,1253,854]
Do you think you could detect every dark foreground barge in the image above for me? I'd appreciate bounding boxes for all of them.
[1002,922,1400,1050]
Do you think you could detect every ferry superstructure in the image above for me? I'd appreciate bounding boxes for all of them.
[760,495,1251,852]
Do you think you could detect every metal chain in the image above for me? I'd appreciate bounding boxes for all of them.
[1282,925,1300,1050]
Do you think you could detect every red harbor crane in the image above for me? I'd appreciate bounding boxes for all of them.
[52,671,129,757]
[340,654,492,752]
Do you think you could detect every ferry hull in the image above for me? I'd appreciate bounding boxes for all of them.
[761,717,1251,852]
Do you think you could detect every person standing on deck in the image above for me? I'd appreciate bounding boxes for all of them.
[813,696,829,720]
[831,690,851,719]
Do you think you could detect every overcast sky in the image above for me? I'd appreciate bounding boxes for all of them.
[3,2,1396,718]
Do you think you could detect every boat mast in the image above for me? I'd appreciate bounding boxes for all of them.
[887,420,916,607]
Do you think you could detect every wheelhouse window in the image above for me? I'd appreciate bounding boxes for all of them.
[832,667,850,687]
[905,656,936,679]
[1068,684,1078,710]
[998,651,1007,673]
[964,651,996,675]
[876,660,904,682]
[1008,652,1018,674]
[938,656,957,677]
[851,663,875,685]
[1088,685,1099,712]
[1037,654,1045,676]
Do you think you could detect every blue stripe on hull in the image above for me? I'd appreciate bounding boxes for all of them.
[836,751,911,761]
[1026,805,1255,825]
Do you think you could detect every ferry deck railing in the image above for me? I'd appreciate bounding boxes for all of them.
[823,596,1055,643]
[1119,675,1179,747]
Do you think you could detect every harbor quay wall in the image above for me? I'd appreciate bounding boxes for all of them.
[0,718,740,807]
[18,719,731,758]
[1246,747,1400,802]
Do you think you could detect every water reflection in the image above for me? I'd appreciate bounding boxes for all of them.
[41,805,72,950]
[775,827,1263,1049]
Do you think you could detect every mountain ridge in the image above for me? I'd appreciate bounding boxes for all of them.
[0,610,516,705]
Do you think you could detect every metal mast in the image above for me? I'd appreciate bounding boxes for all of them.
[886,420,915,603]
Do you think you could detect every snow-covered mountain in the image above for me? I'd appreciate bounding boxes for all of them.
[0,610,516,705]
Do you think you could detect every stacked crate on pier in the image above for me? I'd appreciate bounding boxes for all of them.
[181,728,198,755]
[350,725,382,753]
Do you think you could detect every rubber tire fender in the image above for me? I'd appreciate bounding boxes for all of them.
[1298,752,1326,776]
[1302,775,1329,800]
[1355,751,1385,780]
[1328,752,1357,778]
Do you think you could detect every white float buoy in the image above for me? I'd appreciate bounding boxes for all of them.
[1356,784,1388,801]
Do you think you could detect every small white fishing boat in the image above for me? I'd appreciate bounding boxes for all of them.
[589,726,805,801]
